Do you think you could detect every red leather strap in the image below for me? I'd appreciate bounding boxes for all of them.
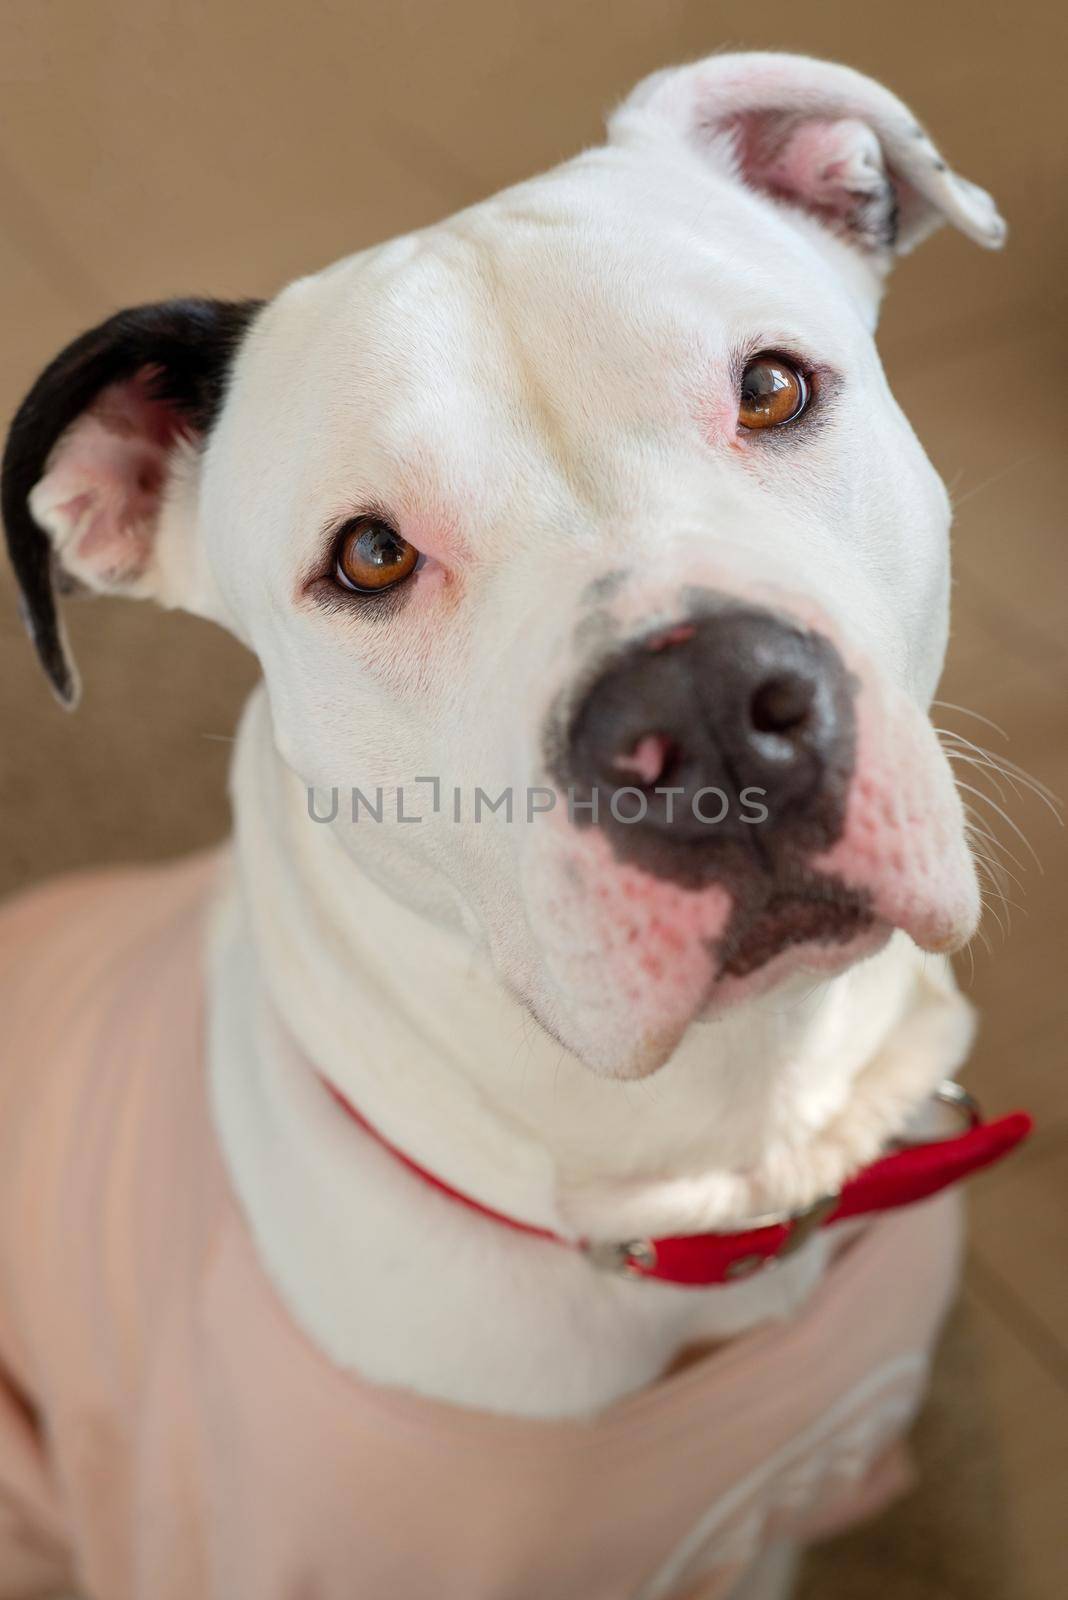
[323,1080,1031,1288]
[832,1110,1032,1221]
[641,1110,1032,1285]
[323,1081,561,1244]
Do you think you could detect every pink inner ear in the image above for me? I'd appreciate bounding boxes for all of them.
[29,367,187,589]
[731,112,897,249]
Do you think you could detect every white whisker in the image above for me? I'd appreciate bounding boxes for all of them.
[954,780,1043,871]
[931,700,1008,740]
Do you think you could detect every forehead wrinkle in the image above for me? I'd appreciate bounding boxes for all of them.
[449,223,615,524]
[374,218,738,555]
[290,245,503,548]
[437,201,791,500]
[287,169,865,567]
[313,233,613,544]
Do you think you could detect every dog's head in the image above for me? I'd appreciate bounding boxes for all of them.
[3,54,1003,1077]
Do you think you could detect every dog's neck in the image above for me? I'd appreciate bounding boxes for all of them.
[204,687,974,1413]
[221,688,973,1240]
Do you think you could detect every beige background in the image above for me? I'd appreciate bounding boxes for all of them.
[1,3,1066,1595]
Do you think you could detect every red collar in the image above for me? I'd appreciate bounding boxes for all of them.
[323,1078,1031,1287]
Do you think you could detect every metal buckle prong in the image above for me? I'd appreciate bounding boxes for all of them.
[775,1192,839,1260]
[584,1238,658,1276]
[724,1192,839,1279]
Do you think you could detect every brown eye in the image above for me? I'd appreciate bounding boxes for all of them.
[334,517,420,593]
[738,356,809,430]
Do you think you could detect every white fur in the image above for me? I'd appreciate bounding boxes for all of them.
[25,52,1005,1597]
[206,686,973,1417]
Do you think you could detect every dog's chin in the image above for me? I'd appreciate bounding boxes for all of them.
[702,914,893,1020]
[523,907,894,1082]
[517,811,978,1080]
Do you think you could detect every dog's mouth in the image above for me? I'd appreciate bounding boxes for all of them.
[719,879,874,978]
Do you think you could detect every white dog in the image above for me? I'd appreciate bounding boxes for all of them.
[0,50,1024,1600]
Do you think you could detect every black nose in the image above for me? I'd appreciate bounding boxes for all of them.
[557,604,855,877]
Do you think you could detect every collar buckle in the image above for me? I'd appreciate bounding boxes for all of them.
[583,1237,659,1276]
[721,1191,840,1281]
[584,1082,991,1284]
[774,1192,840,1260]
[928,1078,981,1132]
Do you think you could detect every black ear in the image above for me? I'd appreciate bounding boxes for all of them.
[1,296,263,707]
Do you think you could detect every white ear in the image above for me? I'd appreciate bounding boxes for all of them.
[611,52,1005,260]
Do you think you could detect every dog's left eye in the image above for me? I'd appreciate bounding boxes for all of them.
[333,517,421,594]
[738,356,809,430]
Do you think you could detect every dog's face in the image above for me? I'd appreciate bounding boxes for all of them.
[3,54,1004,1077]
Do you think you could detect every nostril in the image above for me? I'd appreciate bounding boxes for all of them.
[612,732,678,788]
[749,674,815,736]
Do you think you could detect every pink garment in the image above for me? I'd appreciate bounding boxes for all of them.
[0,854,961,1600]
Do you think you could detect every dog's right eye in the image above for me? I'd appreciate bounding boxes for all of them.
[333,517,421,594]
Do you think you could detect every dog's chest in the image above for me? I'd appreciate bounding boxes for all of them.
[0,852,963,1598]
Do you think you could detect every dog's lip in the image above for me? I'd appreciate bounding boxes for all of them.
[718,880,873,979]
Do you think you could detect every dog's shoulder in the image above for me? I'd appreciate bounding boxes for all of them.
[0,850,230,1457]
[0,850,220,1009]
[0,850,222,1102]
